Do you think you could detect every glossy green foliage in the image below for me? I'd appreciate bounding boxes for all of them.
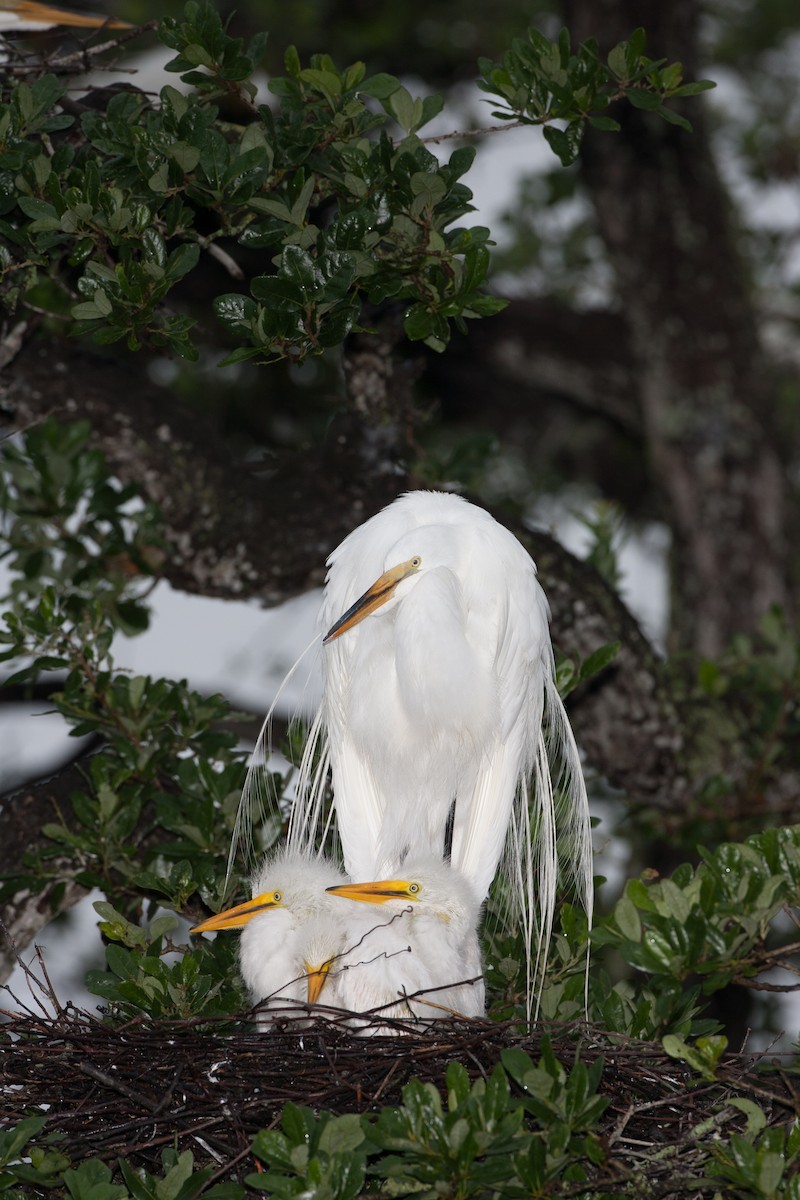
[0,5,712,361]
[478,26,715,164]
[0,420,259,930]
[597,826,800,995]
[0,418,160,629]
[84,902,244,1021]
[6,1049,798,1196]
[244,1054,609,1198]
[249,1106,367,1198]
[0,1133,243,1200]
[0,2,500,359]
[695,607,800,833]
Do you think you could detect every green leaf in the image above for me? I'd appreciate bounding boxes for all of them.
[63,1158,128,1199]
[17,196,58,220]
[361,72,401,100]
[626,89,661,111]
[662,1033,727,1081]
[0,1117,47,1167]
[71,301,106,321]
[588,115,621,132]
[403,303,435,342]
[542,123,582,166]
[167,141,201,173]
[299,67,342,107]
[150,913,180,940]
[579,640,620,682]
[607,43,628,79]
[214,293,258,329]
[277,41,299,73]
[318,1114,365,1155]
[672,79,716,97]
[727,1098,768,1136]
[656,105,692,132]
[289,174,316,226]
[118,1161,157,1200]
[614,894,641,941]
[165,242,200,282]
[388,86,417,132]
[154,1149,194,1200]
[281,244,318,296]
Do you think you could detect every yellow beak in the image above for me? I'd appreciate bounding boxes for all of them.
[14,1,131,28]
[190,892,281,933]
[323,557,420,643]
[325,879,420,905]
[305,959,332,1004]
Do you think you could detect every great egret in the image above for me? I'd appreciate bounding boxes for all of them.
[325,857,485,1028]
[191,851,347,1028]
[0,1,130,30]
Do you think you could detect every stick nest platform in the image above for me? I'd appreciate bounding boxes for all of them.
[2,994,798,1195]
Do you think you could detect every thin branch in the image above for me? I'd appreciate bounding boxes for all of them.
[731,975,800,993]
[198,237,246,281]
[78,1062,160,1113]
[419,119,528,144]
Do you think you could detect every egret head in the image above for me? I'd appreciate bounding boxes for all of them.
[190,852,343,933]
[191,855,346,1009]
[190,888,284,933]
[323,511,491,643]
[323,552,422,642]
[325,857,481,935]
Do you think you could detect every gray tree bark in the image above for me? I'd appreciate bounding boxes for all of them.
[564,0,793,657]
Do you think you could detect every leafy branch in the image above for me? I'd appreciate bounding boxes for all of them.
[0,4,714,361]
[478,25,716,165]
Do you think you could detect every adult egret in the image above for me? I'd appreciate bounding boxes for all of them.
[0,1,130,31]
[326,857,485,1029]
[191,850,347,1028]
[287,490,592,1009]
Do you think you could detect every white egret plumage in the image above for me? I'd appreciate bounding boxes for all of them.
[191,851,347,1028]
[232,490,593,1015]
[326,858,485,1028]
[294,490,592,1010]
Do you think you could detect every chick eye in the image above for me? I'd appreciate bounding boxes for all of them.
[411,556,421,568]
[272,891,282,902]
[408,882,420,894]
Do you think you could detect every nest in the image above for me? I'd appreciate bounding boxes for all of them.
[2,985,799,1195]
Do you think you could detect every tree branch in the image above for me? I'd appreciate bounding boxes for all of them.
[428,299,641,436]
[6,334,405,603]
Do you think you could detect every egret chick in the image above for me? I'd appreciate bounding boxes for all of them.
[326,857,485,1031]
[191,851,346,1029]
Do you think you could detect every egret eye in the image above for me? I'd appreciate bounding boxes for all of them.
[408,882,421,894]
[411,556,421,568]
[272,891,282,903]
